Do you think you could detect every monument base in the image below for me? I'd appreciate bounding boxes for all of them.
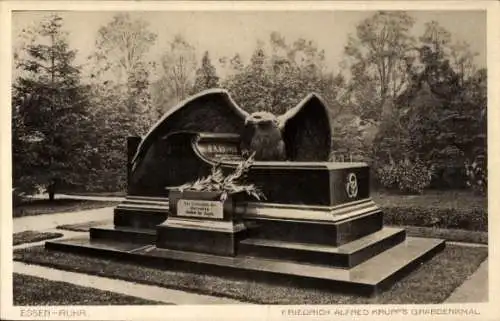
[113,196,169,229]
[156,217,250,256]
[239,227,406,268]
[45,195,446,297]
[45,235,445,297]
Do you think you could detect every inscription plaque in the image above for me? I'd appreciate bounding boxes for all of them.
[197,142,243,162]
[177,199,224,219]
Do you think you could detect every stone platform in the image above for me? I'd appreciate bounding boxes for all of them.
[45,190,446,297]
[46,234,444,296]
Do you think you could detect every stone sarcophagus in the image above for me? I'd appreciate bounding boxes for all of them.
[46,89,445,296]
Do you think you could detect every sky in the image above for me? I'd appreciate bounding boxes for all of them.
[12,10,486,77]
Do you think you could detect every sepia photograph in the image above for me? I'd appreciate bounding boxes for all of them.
[1,1,497,320]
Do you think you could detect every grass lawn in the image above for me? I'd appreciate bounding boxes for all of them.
[14,244,487,304]
[400,226,487,244]
[57,220,112,232]
[13,199,120,218]
[13,274,165,305]
[372,190,487,232]
[13,231,64,246]
[372,189,486,210]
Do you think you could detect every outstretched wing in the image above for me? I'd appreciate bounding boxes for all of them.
[277,93,333,161]
[131,89,249,171]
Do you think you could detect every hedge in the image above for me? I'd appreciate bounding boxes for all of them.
[382,206,487,232]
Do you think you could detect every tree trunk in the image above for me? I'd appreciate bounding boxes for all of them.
[47,180,56,202]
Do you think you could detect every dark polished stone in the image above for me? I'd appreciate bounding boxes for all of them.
[113,197,169,229]
[90,225,157,244]
[156,223,249,256]
[248,210,383,246]
[113,208,168,229]
[336,211,384,245]
[238,227,406,268]
[127,132,371,206]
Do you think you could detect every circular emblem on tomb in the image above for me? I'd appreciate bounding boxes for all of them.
[346,173,358,198]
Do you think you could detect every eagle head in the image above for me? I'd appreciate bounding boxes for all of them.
[242,111,286,161]
[244,111,279,128]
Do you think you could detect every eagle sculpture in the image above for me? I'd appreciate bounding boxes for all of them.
[130,89,333,175]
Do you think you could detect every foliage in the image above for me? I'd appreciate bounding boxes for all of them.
[330,114,371,162]
[176,153,266,202]
[223,33,345,116]
[465,156,487,195]
[89,13,157,84]
[11,11,487,194]
[343,11,417,122]
[89,13,158,132]
[373,190,487,231]
[373,18,486,190]
[376,158,433,194]
[190,51,220,95]
[83,13,159,191]
[153,34,197,112]
[12,14,95,196]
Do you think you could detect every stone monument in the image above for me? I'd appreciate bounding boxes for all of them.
[46,89,445,296]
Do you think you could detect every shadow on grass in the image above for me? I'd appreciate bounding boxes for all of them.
[14,245,487,305]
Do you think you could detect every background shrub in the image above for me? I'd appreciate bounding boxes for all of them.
[376,158,433,194]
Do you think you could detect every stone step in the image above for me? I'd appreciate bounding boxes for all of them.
[113,207,168,229]
[90,225,157,244]
[239,227,406,268]
[247,210,384,246]
[45,236,445,297]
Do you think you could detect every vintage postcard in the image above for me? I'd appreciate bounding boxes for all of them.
[1,1,498,320]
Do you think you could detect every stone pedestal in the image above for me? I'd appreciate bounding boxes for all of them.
[156,191,248,256]
[237,199,383,246]
[113,196,169,229]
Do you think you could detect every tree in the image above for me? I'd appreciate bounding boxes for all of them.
[419,20,452,57]
[80,14,158,192]
[83,81,133,192]
[13,14,94,199]
[224,34,345,116]
[225,45,274,113]
[90,13,157,84]
[89,13,158,134]
[419,21,479,87]
[190,51,219,94]
[382,33,485,189]
[449,40,479,86]
[343,11,416,122]
[156,34,197,107]
[219,53,244,78]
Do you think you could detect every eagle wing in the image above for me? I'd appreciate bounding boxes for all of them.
[277,93,333,161]
[131,89,249,172]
